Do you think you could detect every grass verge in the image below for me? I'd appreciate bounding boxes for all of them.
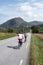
[0,33,17,40]
[30,34,43,65]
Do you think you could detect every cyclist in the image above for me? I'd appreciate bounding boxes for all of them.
[18,32,24,47]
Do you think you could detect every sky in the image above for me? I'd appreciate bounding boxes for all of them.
[0,0,43,24]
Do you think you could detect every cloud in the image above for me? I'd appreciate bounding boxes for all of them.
[19,2,43,21]
[19,2,33,17]
[33,2,43,8]
[0,2,43,24]
[31,0,36,2]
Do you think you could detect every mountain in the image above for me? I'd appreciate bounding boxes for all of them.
[39,24,43,27]
[0,17,43,30]
[28,21,43,27]
[0,17,28,29]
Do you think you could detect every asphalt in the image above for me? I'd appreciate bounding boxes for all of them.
[0,33,31,65]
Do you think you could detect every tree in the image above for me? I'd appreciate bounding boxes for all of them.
[31,26,39,33]
[7,28,13,33]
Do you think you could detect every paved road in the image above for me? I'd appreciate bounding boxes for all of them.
[0,33,31,65]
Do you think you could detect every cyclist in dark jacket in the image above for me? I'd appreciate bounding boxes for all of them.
[24,33,27,42]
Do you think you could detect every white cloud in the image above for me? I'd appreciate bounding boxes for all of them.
[8,4,14,7]
[19,2,33,17]
[34,2,43,8]
[19,2,43,21]
[0,2,43,24]
[31,0,36,2]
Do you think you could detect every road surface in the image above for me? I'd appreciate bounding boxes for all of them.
[0,33,31,65]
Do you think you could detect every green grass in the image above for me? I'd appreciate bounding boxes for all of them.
[30,34,43,65]
[0,33,17,40]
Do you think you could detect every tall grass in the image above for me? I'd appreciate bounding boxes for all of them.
[0,33,17,40]
[30,34,43,65]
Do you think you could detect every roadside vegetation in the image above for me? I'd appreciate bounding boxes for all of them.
[0,27,30,40]
[0,33,17,40]
[31,26,43,33]
[30,34,43,65]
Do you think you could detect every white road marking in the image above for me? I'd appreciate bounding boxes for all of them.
[26,43,28,49]
[19,59,23,65]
